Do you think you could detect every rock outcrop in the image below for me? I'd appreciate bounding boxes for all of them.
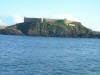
[0,20,100,38]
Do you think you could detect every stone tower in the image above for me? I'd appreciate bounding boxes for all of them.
[41,18,44,23]
[64,18,67,24]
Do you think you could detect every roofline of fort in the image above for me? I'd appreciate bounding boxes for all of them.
[24,17,67,20]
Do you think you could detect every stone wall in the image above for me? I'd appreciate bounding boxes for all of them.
[24,17,70,24]
[24,17,42,23]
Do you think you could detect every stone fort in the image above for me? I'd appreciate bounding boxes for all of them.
[24,17,75,26]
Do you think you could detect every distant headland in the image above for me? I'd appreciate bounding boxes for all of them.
[0,17,100,38]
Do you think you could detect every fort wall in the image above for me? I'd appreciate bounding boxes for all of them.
[24,17,73,25]
[24,17,42,23]
[24,17,68,23]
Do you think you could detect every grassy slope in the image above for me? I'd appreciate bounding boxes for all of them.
[5,21,95,38]
[0,20,99,38]
[0,26,7,29]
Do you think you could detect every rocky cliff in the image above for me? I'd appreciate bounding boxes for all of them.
[0,20,100,38]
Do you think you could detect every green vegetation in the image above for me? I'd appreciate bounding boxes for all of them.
[0,21,100,38]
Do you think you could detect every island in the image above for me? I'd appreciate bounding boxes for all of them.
[0,17,100,38]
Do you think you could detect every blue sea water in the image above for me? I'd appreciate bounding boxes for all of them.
[0,35,100,75]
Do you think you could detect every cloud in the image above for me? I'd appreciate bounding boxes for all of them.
[49,13,79,21]
[0,19,5,25]
[91,25,100,31]
[13,16,24,23]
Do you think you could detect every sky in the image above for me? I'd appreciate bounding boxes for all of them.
[0,0,100,31]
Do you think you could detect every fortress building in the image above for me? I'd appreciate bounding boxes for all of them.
[24,17,43,23]
[24,17,75,26]
[24,17,67,23]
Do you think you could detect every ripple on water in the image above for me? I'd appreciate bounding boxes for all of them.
[0,35,100,75]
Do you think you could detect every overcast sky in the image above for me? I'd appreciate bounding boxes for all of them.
[0,0,100,31]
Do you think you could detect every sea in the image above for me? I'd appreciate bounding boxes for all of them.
[0,35,100,75]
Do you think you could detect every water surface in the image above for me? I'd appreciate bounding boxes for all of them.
[0,35,100,75]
